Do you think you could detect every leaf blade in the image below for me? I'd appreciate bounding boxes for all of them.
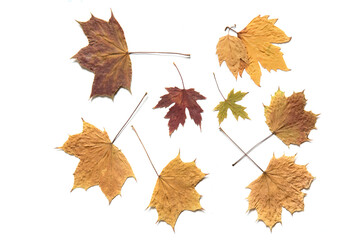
[73,12,132,99]
[264,89,318,146]
[154,87,206,135]
[148,153,205,230]
[214,89,249,124]
[59,119,135,203]
[247,154,314,230]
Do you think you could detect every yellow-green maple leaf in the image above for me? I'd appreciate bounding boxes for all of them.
[214,89,249,124]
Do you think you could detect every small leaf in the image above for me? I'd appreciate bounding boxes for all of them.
[247,154,314,230]
[154,87,206,136]
[216,35,248,78]
[264,89,318,146]
[214,89,249,124]
[148,152,206,230]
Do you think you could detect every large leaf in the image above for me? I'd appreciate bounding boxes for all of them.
[73,12,132,99]
[148,153,206,230]
[247,154,314,230]
[58,119,135,203]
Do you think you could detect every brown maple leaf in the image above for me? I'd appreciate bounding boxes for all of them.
[58,119,135,203]
[247,154,314,230]
[264,89,318,146]
[148,152,206,230]
[73,11,132,99]
[216,15,291,86]
[154,63,206,135]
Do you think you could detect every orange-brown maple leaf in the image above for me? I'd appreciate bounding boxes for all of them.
[154,87,206,136]
[148,152,206,230]
[264,89,318,146]
[72,12,132,99]
[58,119,135,203]
[247,154,314,230]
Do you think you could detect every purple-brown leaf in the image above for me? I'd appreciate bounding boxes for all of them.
[72,12,132,99]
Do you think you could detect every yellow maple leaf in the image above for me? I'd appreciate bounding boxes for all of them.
[58,119,135,203]
[148,152,206,230]
[247,154,314,230]
[216,35,249,78]
[238,15,291,86]
[216,15,291,86]
[264,89,318,146]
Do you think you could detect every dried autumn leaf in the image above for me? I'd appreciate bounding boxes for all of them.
[154,64,206,135]
[216,15,291,86]
[214,89,249,124]
[247,154,314,230]
[73,12,132,99]
[238,15,291,86]
[264,89,318,146]
[148,152,206,230]
[154,87,206,135]
[216,35,248,78]
[58,119,135,203]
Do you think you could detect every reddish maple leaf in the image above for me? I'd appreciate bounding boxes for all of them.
[72,11,132,99]
[154,64,206,135]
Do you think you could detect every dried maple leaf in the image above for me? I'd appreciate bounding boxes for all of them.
[72,12,132,99]
[264,89,318,146]
[148,152,206,230]
[216,35,249,78]
[238,15,291,86]
[58,119,135,203]
[216,15,291,86]
[247,154,314,230]
[154,63,206,135]
[214,89,249,124]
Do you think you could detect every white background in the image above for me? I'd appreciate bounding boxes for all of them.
[1,0,359,239]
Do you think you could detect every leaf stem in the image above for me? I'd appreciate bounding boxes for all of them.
[213,73,226,101]
[173,62,185,89]
[131,125,159,177]
[232,132,275,166]
[224,25,238,34]
[128,51,190,58]
[219,127,264,173]
[112,92,147,144]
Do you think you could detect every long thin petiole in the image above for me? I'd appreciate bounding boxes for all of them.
[213,73,226,101]
[173,62,185,89]
[128,51,190,58]
[232,132,275,166]
[132,125,159,177]
[112,92,147,144]
[220,127,264,173]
